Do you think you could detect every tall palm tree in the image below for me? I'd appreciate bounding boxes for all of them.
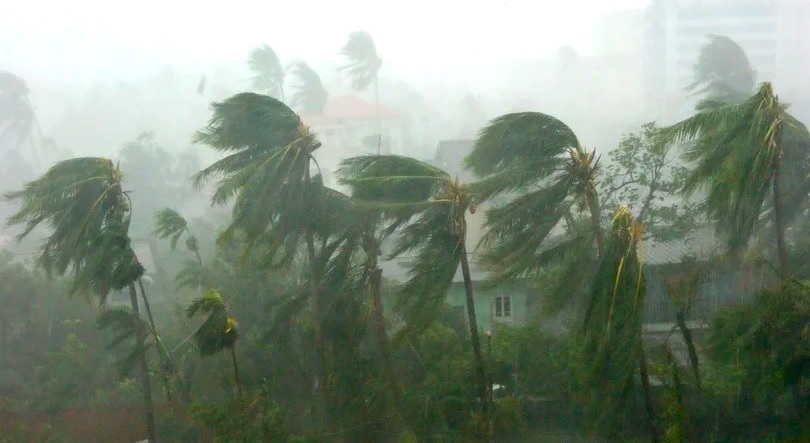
[289,62,329,115]
[0,71,43,170]
[193,92,350,434]
[186,289,242,396]
[465,112,606,312]
[4,157,157,443]
[580,206,657,441]
[247,44,286,101]
[153,208,203,267]
[686,35,756,103]
[340,31,383,154]
[658,82,810,281]
[339,154,490,414]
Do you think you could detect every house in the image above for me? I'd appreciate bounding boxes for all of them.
[301,95,406,188]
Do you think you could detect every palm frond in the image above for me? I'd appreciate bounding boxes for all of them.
[290,62,329,115]
[186,289,238,356]
[686,35,756,101]
[247,44,285,98]
[339,31,382,91]
[153,208,188,250]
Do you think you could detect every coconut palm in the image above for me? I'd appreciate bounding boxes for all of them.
[340,31,383,153]
[186,289,242,396]
[465,112,606,314]
[339,154,490,413]
[4,157,157,443]
[247,44,286,100]
[580,206,657,441]
[687,35,756,103]
[658,82,810,281]
[193,92,355,433]
[289,62,329,115]
[0,71,43,174]
[153,208,203,266]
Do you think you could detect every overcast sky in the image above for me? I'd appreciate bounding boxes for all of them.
[1,0,649,84]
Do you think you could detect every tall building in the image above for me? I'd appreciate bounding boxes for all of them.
[643,0,810,120]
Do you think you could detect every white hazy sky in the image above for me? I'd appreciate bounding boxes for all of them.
[1,0,649,84]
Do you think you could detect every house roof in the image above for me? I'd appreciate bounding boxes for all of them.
[379,253,488,284]
[642,226,722,266]
[301,95,400,127]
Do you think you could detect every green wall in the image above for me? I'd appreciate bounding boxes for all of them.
[444,280,533,333]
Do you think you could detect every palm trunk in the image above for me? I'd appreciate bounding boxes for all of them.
[586,190,605,257]
[675,312,701,390]
[460,245,489,411]
[638,344,660,443]
[129,283,157,443]
[368,252,406,435]
[771,150,789,282]
[137,278,175,410]
[229,344,243,397]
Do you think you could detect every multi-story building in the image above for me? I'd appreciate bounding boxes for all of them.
[643,0,810,120]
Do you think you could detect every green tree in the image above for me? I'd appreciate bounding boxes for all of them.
[186,289,242,397]
[339,154,491,418]
[466,112,606,316]
[580,206,658,441]
[247,44,286,101]
[340,31,383,153]
[658,82,810,281]
[4,157,157,442]
[193,92,354,435]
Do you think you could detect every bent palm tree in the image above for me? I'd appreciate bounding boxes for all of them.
[340,154,490,413]
[466,113,605,312]
[687,35,756,104]
[154,208,203,267]
[658,82,810,281]
[247,44,286,101]
[340,32,383,153]
[186,289,242,396]
[580,206,657,441]
[0,72,43,170]
[194,92,346,434]
[290,62,329,115]
[4,157,157,443]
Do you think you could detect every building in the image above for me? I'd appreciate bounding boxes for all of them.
[643,0,810,120]
[301,95,406,187]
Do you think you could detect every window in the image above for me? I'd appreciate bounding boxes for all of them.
[494,296,512,319]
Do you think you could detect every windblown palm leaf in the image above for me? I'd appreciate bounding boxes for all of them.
[153,208,188,250]
[339,32,382,91]
[194,93,322,266]
[186,289,238,356]
[97,306,152,376]
[579,206,646,435]
[658,82,810,263]
[687,35,756,103]
[4,157,144,301]
[467,113,604,290]
[247,44,285,99]
[290,62,329,115]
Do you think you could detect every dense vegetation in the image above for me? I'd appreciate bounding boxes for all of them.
[1,35,808,443]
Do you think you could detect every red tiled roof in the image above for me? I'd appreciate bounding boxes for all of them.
[302,94,400,126]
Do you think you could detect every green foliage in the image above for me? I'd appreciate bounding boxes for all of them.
[600,122,699,240]
[687,35,756,103]
[4,157,144,301]
[186,290,238,356]
[189,393,287,442]
[579,206,646,436]
[658,82,810,257]
[153,208,189,251]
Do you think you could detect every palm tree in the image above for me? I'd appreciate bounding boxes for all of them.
[340,31,383,154]
[0,72,43,172]
[193,92,350,433]
[465,112,606,312]
[580,206,658,441]
[687,35,756,103]
[153,208,203,267]
[289,62,329,115]
[247,44,286,101]
[186,289,242,396]
[4,157,157,443]
[658,82,810,281]
[339,154,490,414]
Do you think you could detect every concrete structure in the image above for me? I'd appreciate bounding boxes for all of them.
[643,0,810,120]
